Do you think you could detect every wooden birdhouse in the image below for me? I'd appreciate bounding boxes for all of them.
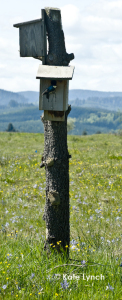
[36,65,75,121]
[13,10,47,63]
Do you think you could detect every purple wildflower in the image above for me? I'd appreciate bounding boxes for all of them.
[2,285,7,290]
[106,284,114,290]
[61,280,69,290]
[30,273,35,279]
[81,260,86,265]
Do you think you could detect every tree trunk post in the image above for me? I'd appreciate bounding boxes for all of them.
[41,7,74,256]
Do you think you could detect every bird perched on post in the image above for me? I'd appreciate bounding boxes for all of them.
[42,85,57,99]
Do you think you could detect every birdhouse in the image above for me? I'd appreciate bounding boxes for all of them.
[13,10,47,63]
[36,65,75,121]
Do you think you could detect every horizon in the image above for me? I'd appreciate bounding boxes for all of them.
[1,88,122,94]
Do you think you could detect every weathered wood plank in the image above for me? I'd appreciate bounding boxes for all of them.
[44,110,65,121]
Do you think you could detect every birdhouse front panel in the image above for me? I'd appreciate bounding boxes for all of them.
[13,10,47,59]
[19,20,44,57]
[39,79,69,111]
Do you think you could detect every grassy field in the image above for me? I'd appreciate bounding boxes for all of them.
[0,132,122,299]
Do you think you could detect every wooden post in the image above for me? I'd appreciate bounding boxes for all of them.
[42,7,74,256]
[13,6,74,256]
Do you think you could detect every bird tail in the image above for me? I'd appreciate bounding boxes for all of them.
[42,91,49,99]
[42,91,46,96]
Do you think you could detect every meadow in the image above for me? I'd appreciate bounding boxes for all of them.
[0,132,122,299]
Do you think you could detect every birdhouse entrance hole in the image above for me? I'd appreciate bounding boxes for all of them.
[51,80,57,86]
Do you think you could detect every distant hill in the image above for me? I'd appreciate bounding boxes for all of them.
[69,96,122,112]
[18,91,39,104]
[0,88,122,112]
[19,89,122,107]
[69,89,122,100]
[0,89,28,107]
[69,90,122,112]
[0,105,122,135]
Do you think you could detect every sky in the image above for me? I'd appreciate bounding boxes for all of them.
[0,0,122,92]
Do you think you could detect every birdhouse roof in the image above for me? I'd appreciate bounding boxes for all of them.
[13,18,42,28]
[36,65,75,80]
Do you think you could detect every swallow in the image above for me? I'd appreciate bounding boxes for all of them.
[42,85,57,99]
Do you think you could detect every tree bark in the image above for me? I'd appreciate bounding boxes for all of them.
[42,8,74,256]
[45,7,74,66]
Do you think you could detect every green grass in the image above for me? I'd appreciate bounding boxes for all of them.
[0,132,122,299]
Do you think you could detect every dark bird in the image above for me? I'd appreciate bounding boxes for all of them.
[42,85,57,99]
